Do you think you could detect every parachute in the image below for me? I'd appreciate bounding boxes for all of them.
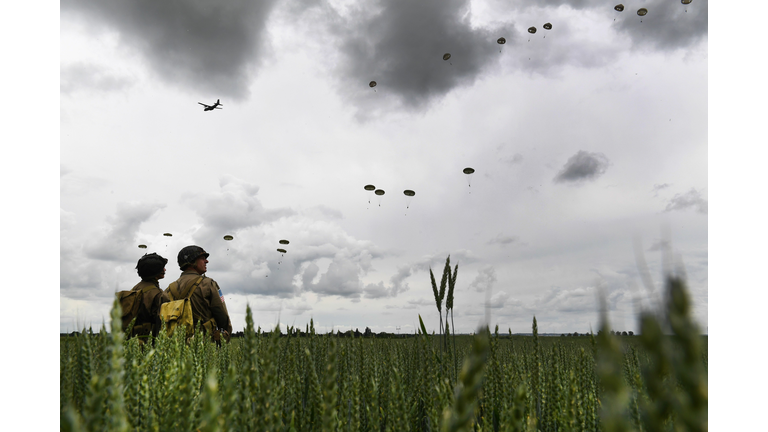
[138,244,147,249]
[277,248,287,254]
[613,4,624,20]
[497,37,505,53]
[463,167,475,189]
[374,189,385,207]
[403,189,415,212]
[528,27,536,34]
[681,0,691,12]
[443,53,451,61]
[162,233,172,254]
[369,81,377,93]
[364,184,376,206]
[542,22,552,38]
[279,239,290,245]
[637,7,647,22]
[223,235,234,241]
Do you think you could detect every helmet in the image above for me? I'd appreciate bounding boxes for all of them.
[136,253,168,280]
[178,245,209,270]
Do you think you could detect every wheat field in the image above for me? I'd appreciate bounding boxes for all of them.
[60,275,706,432]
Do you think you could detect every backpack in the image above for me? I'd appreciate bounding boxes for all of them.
[116,284,158,334]
[160,276,204,338]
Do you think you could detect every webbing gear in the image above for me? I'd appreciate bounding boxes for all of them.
[160,276,204,338]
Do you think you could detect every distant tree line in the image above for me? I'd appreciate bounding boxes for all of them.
[559,330,634,337]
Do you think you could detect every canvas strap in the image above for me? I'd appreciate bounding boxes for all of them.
[171,276,204,300]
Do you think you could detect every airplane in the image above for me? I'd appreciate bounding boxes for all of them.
[198,99,223,111]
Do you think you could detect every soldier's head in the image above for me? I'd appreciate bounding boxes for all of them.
[178,245,209,273]
[136,253,168,281]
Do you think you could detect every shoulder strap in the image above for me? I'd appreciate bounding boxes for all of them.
[179,276,205,300]
[140,284,157,294]
[166,282,178,301]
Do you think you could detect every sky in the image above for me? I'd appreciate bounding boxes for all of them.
[55,0,713,336]
[2,1,766,428]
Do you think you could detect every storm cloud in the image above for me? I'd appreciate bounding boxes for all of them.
[553,150,610,184]
[61,0,279,101]
[326,0,512,116]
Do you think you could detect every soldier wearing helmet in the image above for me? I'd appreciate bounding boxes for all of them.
[166,245,232,344]
[130,253,171,340]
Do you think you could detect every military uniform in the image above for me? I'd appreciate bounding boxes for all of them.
[130,280,170,338]
[166,269,233,336]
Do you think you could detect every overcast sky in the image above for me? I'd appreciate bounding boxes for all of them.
[55,0,714,336]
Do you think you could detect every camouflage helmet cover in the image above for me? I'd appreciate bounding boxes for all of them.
[136,252,168,279]
[178,245,209,270]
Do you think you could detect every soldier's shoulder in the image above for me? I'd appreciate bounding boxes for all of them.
[200,275,219,287]
[130,280,149,291]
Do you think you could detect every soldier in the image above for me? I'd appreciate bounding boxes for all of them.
[130,253,171,341]
[167,245,232,344]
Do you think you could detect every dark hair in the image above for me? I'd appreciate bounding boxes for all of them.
[136,253,168,280]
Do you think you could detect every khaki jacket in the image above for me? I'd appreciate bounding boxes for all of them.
[166,270,232,334]
[130,280,170,337]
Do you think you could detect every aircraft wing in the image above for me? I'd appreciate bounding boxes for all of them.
[198,102,209,107]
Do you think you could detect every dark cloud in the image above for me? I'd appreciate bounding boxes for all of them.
[61,62,136,95]
[61,0,279,101]
[328,0,512,117]
[553,150,610,184]
[488,233,519,246]
[664,188,707,215]
[84,201,166,261]
[611,0,708,52]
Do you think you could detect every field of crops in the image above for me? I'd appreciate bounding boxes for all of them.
[60,276,707,432]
